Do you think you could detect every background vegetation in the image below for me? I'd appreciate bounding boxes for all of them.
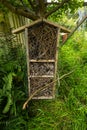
[0,30,87,130]
[0,0,87,130]
[27,31,87,130]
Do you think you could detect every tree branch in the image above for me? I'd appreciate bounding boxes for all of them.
[37,0,47,17]
[45,0,68,18]
[28,0,36,11]
[0,0,39,20]
[23,69,75,110]
[20,0,34,13]
[47,2,60,5]
[61,15,87,46]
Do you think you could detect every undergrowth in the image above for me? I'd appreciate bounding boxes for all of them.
[0,33,28,130]
[0,31,87,130]
[28,31,87,130]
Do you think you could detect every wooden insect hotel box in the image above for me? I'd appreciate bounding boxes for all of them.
[12,19,70,99]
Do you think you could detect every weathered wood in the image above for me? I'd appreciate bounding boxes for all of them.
[32,96,53,99]
[20,19,67,99]
[12,19,71,34]
[26,20,59,98]
[23,69,75,109]
[12,19,42,34]
[25,28,31,96]
[29,75,54,78]
[56,28,61,89]
[43,19,71,33]
[54,28,60,97]
[30,59,55,62]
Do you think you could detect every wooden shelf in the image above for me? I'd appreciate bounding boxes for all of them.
[29,75,54,78]
[32,96,54,99]
[29,59,55,62]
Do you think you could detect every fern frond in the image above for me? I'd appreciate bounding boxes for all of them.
[3,73,15,92]
[2,95,12,114]
[2,73,15,114]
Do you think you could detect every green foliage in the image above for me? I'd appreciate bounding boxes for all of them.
[48,0,82,22]
[27,31,87,130]
[0,23,87,130]
[0,33,28,130]
[0,0,83,20]
[2,72,15,114]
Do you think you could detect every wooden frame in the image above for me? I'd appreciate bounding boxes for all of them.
[53,28,61,98]
[12,19,71,99]
[12,19,71,34]
[25,28,31,96]
[25,20,59,99]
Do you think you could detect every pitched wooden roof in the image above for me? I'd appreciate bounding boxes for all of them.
[12,18,71,34]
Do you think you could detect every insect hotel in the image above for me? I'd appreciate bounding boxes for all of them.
[12,19,70,99]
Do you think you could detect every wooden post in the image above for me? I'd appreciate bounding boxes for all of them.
[54,28,60,97]
[25,28,31,96]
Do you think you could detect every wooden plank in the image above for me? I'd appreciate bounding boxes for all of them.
[12,18,71,34]
[25,28,31,96]
[55,28,60,73]
[56,29,61,89]
[32,96,54,99]
[12,19,42,34]
[30,59,55,62]
[43,19,71,33]
[54,28,60,97]
[29,75,54,78]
